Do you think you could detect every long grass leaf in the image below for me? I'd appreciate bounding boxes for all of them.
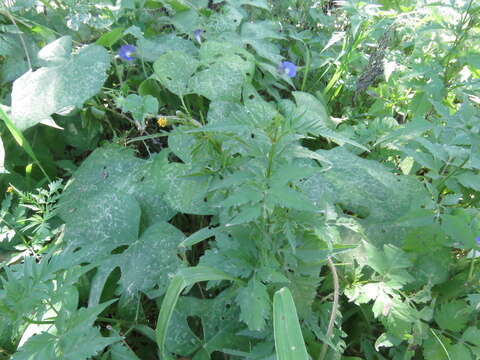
[273,287,309,360]
[0,106,51,181]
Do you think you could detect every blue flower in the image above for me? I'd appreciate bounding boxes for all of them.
[193,29,203,44]
[279,61,297,78]
[118,44,136,61]
[476,236,480,246]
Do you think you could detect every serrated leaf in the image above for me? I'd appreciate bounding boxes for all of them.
[226,204,262,226]
[457,171,480,192]
[434,300,471,332]
[375,120,432,146]
[13,301,120,360]
[156,266,237,358]
[292,92,334,133]
[11,36,110,130]
[109,342,141,360]
[363,242,414,286]
[236,279,270,331]
[269,185,317,212]
[166,292,251,357]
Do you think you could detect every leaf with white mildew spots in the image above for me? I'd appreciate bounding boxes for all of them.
[11,36,110,130]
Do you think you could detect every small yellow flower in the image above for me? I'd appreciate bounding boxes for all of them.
[6,186,13,193]
[157,116,168,127]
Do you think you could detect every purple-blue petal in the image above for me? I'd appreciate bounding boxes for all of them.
[476,236,480,246]
[193,29,203,43]
[279,61,297,78]
[118,44,136,61]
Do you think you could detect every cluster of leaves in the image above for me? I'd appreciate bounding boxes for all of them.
[0,0,479,359]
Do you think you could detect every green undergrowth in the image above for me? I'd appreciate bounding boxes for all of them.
[0,0,479,359]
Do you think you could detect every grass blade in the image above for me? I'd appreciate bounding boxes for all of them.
[0,106,51,181]
[273,287,309,360]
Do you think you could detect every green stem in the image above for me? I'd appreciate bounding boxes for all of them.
[319,257,340,360]
[436,157,469,195]
[180,96,191,118]
[301,43,311,92]
[468,257,476,282]
[22,316,54,325]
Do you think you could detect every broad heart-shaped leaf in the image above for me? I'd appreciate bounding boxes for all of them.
[37,36,71,66]
[137,34,197,62]
[113,222,185,298]
[190,60,245,102]
[301,147,432,247]
[166,292,251,358]
[11,36,110,130]
[58,146,175,229]
[235,278,270,331]
[61,191,141,267]
[153,51,199,96]
[157,162,214,215]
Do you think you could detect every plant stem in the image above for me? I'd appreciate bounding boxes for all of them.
[301,43,311,92]
[319,257,339,360]
[4,9,32,70]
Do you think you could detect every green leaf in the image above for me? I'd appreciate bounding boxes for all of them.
[58,146,175,228]
[13,301,120,360]
[179,226,218,249]
[199,228,256,278]
[292,92,334,132]
[190,61,245,102]
[457,171,480,192]
[236,278,270,331]
[0,106,50,180]
[374,119,432,146]
[441,214,476,249]
[153,51,199,96]
[434,300,472,332]
[316,127,370,152]
[155,266,237,358]
[116,222,185,297]
[11,36,110,130]
[137,34,197,62]
[109,342,141,360]
[162,0,192,11]
[301,147,432,246]
[166,292,250,358]
[363,242,414,286]
[269,185,317,212]
[116,94,159,129]
[273,287,309,360]
[95,28,125,47]
[157,162,213,215]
